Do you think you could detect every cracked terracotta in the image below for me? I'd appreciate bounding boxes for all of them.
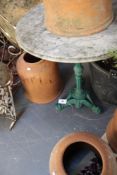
[43,0,113,37]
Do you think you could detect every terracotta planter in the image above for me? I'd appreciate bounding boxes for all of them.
[43,0,113,37]
[106,110,117,153]
[16,53,63,104]
[49,132,117,175]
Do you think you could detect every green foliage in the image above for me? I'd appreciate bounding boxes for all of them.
[108,50,117,68]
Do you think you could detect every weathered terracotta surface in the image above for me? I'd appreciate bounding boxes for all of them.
[43,0,113,37]
[49,132,117,175]
[106,110,117,153]
[16,53,63,104]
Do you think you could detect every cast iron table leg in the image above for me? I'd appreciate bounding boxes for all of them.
[56,63,101,114]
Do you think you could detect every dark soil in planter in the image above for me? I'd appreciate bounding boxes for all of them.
[63,142,102,175]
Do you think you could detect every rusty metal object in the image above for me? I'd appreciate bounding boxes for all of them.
[0,62,16,130]
[0,33,22,129]
[0,32,22,92]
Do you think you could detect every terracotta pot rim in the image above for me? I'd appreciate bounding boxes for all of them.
[21,52,44,65]
[50,132,114,175]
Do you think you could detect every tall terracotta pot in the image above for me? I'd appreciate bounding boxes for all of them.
[106,110,117,153]
[16,53,63,104]
[43,0,113,37]
[49,132,117,175]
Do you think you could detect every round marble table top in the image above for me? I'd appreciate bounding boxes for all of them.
[16,3,117,63]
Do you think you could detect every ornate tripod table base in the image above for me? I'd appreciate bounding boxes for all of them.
[56,63,101,114]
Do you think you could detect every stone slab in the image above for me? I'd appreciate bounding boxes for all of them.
[16,2,117,63]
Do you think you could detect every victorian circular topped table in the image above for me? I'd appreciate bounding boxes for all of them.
[16,1,117,113]
[16,3,117,63]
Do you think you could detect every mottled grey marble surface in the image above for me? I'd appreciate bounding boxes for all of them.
[16,2,117,63]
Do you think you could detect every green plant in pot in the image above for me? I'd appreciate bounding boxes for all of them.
[89,50,117,105]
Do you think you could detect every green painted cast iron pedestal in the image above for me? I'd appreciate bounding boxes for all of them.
[56,63,101,114]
